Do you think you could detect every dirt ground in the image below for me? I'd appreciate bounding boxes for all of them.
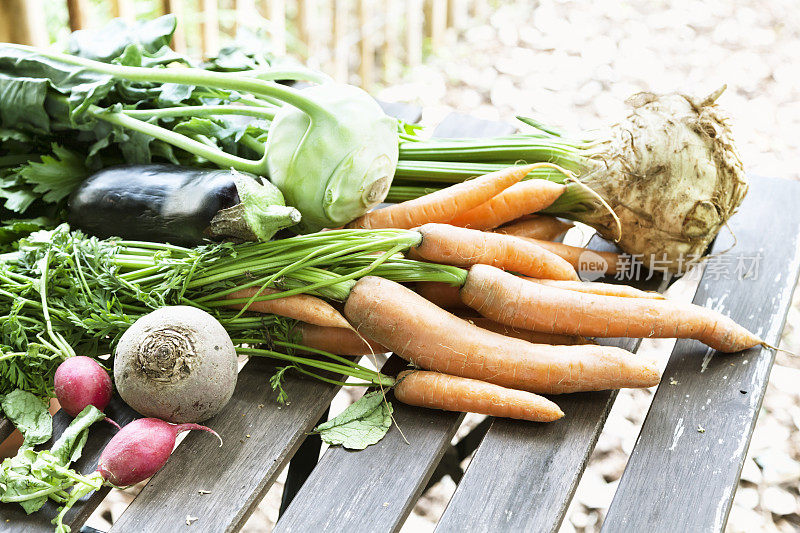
[88,1,800,531]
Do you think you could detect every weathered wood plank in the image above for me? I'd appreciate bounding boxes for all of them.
[274,113,517,533]
[274,354,464,533]
[602,175,800,532]
[108,357,340,532]
[0,396,138,532]
[435,239,671,533]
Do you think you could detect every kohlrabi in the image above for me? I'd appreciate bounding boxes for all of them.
[266,83,398,231]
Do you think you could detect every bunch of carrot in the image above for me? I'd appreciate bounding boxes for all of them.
[230,165,762,425]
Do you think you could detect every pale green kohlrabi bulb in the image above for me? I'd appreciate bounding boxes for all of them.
[265,83,399,232]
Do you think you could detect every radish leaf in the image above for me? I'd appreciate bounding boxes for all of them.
[315,391,392,450]
[0,389,51,446]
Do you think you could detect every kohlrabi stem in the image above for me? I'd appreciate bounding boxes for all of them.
[88,105,268,175]
[122,105,276,121]
[7,44,330,118]
[394,161,573,184]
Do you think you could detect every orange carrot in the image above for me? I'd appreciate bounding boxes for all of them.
[461,264,762,353]
[296,323,387,355]
[347,164,539,229]
[414,282,468,310]
[495,215,573,241]
[520,238,623,274]
[223,287,351,329]
[394,370,564,422]
[448,179,566,230]
[409,223,579,281]
[344,276,660,393]
[524,279,665,299]
[462,316,591,345]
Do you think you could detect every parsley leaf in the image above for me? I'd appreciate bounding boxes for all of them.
[18,145,88,204]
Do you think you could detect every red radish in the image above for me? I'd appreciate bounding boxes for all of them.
[54,356,113,416]
[97,418,221,486]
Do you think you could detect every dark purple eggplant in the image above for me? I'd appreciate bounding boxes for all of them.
[68,165,300,245]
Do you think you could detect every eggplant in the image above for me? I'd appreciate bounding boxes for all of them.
[68,165,300,246]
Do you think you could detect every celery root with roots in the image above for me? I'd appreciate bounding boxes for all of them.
[395,88,747,271]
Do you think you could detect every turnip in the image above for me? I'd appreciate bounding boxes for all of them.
[114,306,237,423]
[97,417,221,486]
[54,356,113,417]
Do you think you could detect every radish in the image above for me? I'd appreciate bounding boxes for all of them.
[54,356,121,429]
[53,417,223,530]
[97,418,222,487]
[54,356,113,416]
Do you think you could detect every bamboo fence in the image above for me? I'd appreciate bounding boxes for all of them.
[0,0,492,89]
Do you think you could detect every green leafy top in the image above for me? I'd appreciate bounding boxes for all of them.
[0,389,52,447]
[315,391,393,450]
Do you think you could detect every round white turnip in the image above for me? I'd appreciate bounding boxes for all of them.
[114,306,237,423]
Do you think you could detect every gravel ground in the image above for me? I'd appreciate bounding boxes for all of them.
[88,1,800,531]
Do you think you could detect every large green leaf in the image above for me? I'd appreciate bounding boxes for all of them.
[68,15,178,62]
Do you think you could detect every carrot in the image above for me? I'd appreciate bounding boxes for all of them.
[344,276,660,393]
[346,164,540,229]
[223,287,351,329]
[524,279,666,299]
[414,282,468,310]
[394,370,564,422]
[495,215,573,241]
[409,223,579,281]
[463,316,591,345]
[461,264,762,353]
[448,179,566,230]
[520,238,623,274]
[295,323,387,355]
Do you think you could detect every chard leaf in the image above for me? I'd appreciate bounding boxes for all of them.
[1,389,52,447]
[315,391,393,450]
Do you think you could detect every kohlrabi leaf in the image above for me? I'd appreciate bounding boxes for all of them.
[314,391,393,450]
[0,45,117,126]
[1,389,52,447]
[67,15,178,62]
[0,73,52,134]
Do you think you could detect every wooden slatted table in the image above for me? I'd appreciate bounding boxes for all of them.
[2,108,799,533]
